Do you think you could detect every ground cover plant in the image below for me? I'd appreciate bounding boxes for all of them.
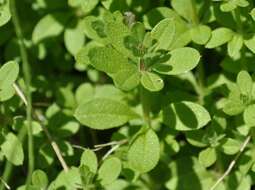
[2,0,255,189]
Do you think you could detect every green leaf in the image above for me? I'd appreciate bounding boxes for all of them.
[220,1,237,12]
[79,165,95,188]
[0,0,11,27]
[112,63,140,91]
[64,20,85,56]
[32,12,70,43]
[198,147,217,168]
[75,83,94,104]
[151,18,175,50]
[250,8,255,21]
[32,170,48,189]
[227,34,243,58]
[220,138,241,155]
[88,46,128,74]
[143,7,180,29]
[237,70,253,96]
[223,85,246,116]
[128,129,160,173]
[80,149,98,173]
[171,0,197,23]
[141,71,164,92]
[81,0,99,14]
[0,85,15,102]
[163,101,211,131]
[190,25,211,45]
[97,157,122,186]
[103,11,134,59]
[153,47,200,75]
[75,41,101,71]
[206,28,234,48]
[1,132,24,166]
[243,104,255,127]
[82,16,107,42]
[244,35,255,54]
[0,61,19,90]
[74,98,139,129]
[48,167,81,189]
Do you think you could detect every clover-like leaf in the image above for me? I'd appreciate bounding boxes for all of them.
[80,149,98,173]
[128,129,160,173]
[141,71,164,92]
[32,12,71,43]
[243,104,255,127]
[206,28,234,49]
[153,47,200,75]
[97,157,121,186]
[151,18,175,50]
[220,138,242,155]
[88,46,128,74]
[163,101,211,131]
[198,147,217,168]
[64,20,85,56]
[237,70,253,96]
[74,98,140,129]
[32,170,48,189]
[0,0,11,27]
[190,25,211,45]
[227,34,243,58]
[0,61,19,90]
[171,0,197,23]
[244,35,255,54]
[1,132,24,166]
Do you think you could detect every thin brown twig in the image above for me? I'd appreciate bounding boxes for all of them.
[13,83,69,172]
[210,135,251,190]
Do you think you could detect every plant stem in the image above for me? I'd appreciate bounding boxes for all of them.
[190,0,199,25]
[197,62,205,104]
[139,86,151,127]
[14,83,69,172]
[9,0,34,187]
[210,135,251,190]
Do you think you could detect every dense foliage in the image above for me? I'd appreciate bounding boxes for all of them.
[1,0,255,189]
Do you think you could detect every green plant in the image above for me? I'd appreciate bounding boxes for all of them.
[1,0,255,189]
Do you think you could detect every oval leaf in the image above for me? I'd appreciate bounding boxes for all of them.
[244,104,255,127]
[1,132,24,166]
[151,18,175,50]
[32,13,70,43]
[97,157,121,185]
[163,101,211,131]
[80,149,98,173]
[74,98,139,129]
[206,27,234,49]
[154,47,200,75]
[191,25,211,45]
[237,70,253,96]
[32,170,48,189]
[141,72,164,92]
[198,147,217,168]
[0,61,19,90]
[0,0,11,27]
[128,129,160,173]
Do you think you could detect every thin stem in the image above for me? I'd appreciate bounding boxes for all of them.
[14,83,69,172]
[210,135,251,190]
[0,176,10,189]
[102,140,128,160]
[197,62,205,104]
[139,86,151,127]
[190,0,199,25]
[9,0,34,186]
